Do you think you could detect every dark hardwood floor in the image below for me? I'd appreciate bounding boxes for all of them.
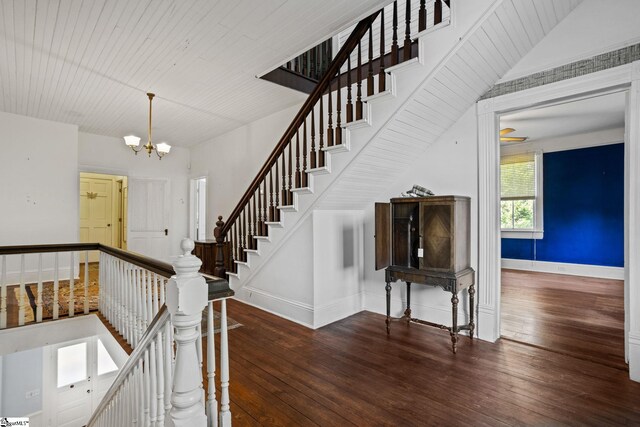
[211,298,640,426]
[501,269,626,370]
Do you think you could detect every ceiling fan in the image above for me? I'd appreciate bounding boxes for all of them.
[500,128,527,142]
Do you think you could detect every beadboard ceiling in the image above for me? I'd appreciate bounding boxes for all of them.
[0,0,387,147]
[501,90,626,143]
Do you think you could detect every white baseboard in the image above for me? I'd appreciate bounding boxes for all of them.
[313,292,363,328]
[501,258,624,280]
[630,332,640,383]
[234,285,314,328]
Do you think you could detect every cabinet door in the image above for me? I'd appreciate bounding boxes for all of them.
[374,203,391,270]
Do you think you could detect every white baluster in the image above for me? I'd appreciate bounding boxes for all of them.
[118,259,124,335]
[37,253,43,322]
[84,251,89,314]
[150,338,158,426]
[206,301,218,427]
[144,349,151,427]
[164,321,173,415]
[18,254,25,325]
[1,255,7,329]
[136,360,143,426]
[159,275,166,306]
[219,298,231,427]
[152,273,159,317]
[53,253,59,320]
[167,238,207,427]
[98,252,103,313]
[133,365,140,426]
[156,331,166,426]
[146,269,153,325]
[18,254,25,326]
[138,267,145,343]
[69,251,75,318]
[126,263,133,345]
[141,269,148,331]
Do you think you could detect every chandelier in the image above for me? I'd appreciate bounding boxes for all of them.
[123,93,171,159]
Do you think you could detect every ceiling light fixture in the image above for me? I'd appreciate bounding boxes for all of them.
[500,127,528,143]
[123,93,171,159]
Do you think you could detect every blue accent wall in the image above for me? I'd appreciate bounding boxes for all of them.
[501,143,624,267]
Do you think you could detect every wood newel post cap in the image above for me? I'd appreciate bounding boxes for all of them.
[214,215,226,243]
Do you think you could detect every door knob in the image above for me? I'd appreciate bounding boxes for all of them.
[107,224,111,227]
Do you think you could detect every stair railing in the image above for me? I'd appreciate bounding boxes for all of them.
[0,240,233,426]
[213,0,451,277]
[87,239,234,427]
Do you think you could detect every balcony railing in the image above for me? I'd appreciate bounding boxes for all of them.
[0,239,233,426]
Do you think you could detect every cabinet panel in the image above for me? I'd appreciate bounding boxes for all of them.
[375,203,391,270]
[421,202,453,271]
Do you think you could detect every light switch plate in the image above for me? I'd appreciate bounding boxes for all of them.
[418,248,424,258]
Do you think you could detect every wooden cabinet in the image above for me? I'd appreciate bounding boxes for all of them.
[375,196,475,353]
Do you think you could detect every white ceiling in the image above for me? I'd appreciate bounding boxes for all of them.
[500,90,626,143]
[0,0,387,147]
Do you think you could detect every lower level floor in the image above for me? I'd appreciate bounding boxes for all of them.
[220,298,640,426]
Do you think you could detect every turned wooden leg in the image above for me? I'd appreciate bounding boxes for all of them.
[403,282,412,323]
[469,283,475,339]
[385,282,392,335]
[451,293,459,354]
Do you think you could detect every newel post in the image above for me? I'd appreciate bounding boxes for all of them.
[166,238,208,427]
[214,216,227,278]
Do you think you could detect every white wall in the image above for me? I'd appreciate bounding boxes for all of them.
[235,214,315,326]
[190,103,302,239]
[362,107,478,327]
[1,347,43,417]
[500,0,640,82]
[78,132,190,258]
[313,210,365,328]
[0,111,78,246]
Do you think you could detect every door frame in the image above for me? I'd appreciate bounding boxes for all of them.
[477,61,640,381]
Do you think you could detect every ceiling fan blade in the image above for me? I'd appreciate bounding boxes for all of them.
[500,127,515,136]
[500,136,528,142]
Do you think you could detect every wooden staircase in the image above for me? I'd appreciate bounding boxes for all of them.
[208,0,583,326]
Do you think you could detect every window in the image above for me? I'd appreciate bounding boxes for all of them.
[57,342,87,387]
[97,338,118,375]
[500,152,543,239]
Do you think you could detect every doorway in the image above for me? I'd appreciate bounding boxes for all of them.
[497,92,626,369]
[190,177,207,241]
[477,65,640,381]
[79,173,128,258]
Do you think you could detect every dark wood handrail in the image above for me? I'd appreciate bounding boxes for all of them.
[0,243,228,290]
[220,9,381,237]
[0,242,99,255]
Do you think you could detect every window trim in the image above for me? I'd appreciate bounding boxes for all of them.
[500,151,544,239]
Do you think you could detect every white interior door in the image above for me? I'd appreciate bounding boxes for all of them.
[53,340,93,427]
[49,337,120,427]
[128,178,170,261]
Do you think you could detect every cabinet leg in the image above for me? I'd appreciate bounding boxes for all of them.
[451,293,459,354]
[403,282,412,323]
[385,282,392,335]
[469,283,475,339]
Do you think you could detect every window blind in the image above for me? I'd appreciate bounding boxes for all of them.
[500,152,536,200]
